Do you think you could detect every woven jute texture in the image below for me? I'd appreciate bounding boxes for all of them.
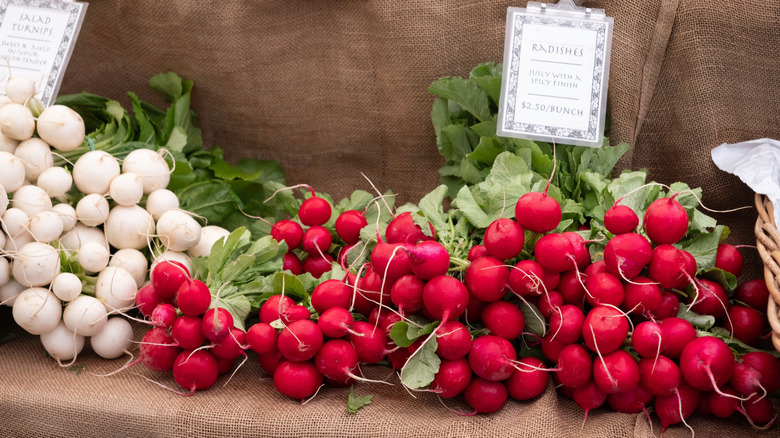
[1,0,777,436]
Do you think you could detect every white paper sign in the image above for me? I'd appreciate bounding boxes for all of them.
[0,0,87,106]
[497,2,613,147]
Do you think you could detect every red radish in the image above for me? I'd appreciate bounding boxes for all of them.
[298,193,332,227]
[435,321,472,360]
[678,249,697,287]
[548,304,584,344]
[689,279,729,318]
[555,376,575,400]
[405,240,449,280]
[271,220,304,251]
[514,191,561,233]
[151,260,190,299]
[390,274,425,313]
[556,271,585,306]
[317,307,354,338]
[603,204,638,235]
[370,241,412,283]
[385,211,435,244]
[724,305,764,346]
[335,210,367,244]
[739,392,776,427]
[176,279,211,316]
[607,385,653,414]
[734,279,770,311]
[282,253,303,275]
[740,352,780,392]
[648,244,687,289]
[215,357,235,375]
[337,244,354,268]
[708,387,740,418]
[246,322,278,355]
[277,319,323,362]
[643,197,689,245]
[562,231,590,270]
[303,253,335,278]
[540,334,566,362]
[387,348,410,371]
[507,259,545,297]
[211,327,247,360]
[273,361,324,400]
[731,361,764,397]
[585,272,624,307]
[140,327,183,372]
[679,336,735,392]
[302,226,332,256]
[534,234,574,273]
[314,339,360,386]
[715,243,743,277]
[583,306,629,354]
[572,380,607,423]
[172,349,219,394]
[542,269,560,291]
[432,358,472,398]
[468,335,516,381]
[631,321,663,359]
[584,260,608,278]
[557,343,592,389]
[481,301,524,340]
[659,317,696,359]
[506,357,550,400]
[696,393,713,415]
[135,284,170,318]
[483,218,524,260]
[639,355,681,396]
[368,307,402,335]
[467,245,488,261]
[311,279,351,313]
[654,291,680,320]
[151,304,177,328]
[201,307,234,343]
[285,307,309,322]
[260,295,295,324]
[622,276,662,315]
[603,233,652,280]
[257,346,284,375]
[538,290,563,318]
[355,266,392,314]
[655,382,700,433]
[348,321,388,363]
[172,315,207,350]
[422,275,469,322]
[463,295,486,325]
[592,349,640,394]
[464,378,508,414]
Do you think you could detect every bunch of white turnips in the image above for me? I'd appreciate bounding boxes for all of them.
[0,76,229,365]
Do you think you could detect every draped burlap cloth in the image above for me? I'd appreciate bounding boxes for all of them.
[1,0,777,436]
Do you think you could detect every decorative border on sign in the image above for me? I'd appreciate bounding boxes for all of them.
[0,0,86,106]
[504,13,607,141]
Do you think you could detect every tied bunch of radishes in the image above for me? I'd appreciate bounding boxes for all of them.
[125,258,248,396]
[0,74,224,365]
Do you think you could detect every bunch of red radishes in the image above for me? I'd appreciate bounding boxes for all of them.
[255,183,778,432]
[128,260,247,395]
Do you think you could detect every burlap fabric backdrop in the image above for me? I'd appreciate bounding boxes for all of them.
[1,0,778,436]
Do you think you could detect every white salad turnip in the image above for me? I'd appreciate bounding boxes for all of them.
[51,272,83,302]
[40,321,85,362]
[95,266,138,312]
[37,166,73,198]
[71,150,120,195]
[0,103,35,140]
[108,248,148,287]
[4,76,36,105]
[90,317,133,359]
[12,242,60,287]
[78,241,110,274]
[28,210,64,243]
[63,295,108,336]
[151,250,192,275]
[14,138,53,182]
[11,184,52,217]
[156,209,202,251]
[145,188,179,221]
[0,151,26,192]
[109,172,144,206]
[187,225,229,258]
[60,223,107,251]
[103,204,155,250]
[35,105,86,152]
[0,279,23,306]
[122,148,171,194]
[76,193,110,227]
[0,133,18,154]
[12,287,61,335]
[51,203,77,232]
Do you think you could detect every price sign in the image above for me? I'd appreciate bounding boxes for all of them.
[497,1,613,147]
[0,0,88,106]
